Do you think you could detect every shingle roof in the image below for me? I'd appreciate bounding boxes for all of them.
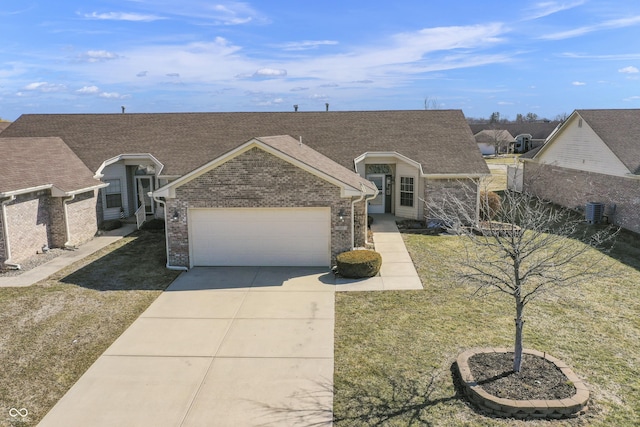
[575,109,640,174]
[0,122,11,133]
[1,111,489,177]
[469,122,560,140]
[256,136,377,193]
[474,129,515,143]
[0,137,104,195]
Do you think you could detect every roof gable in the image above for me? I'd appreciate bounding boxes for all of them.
[155,136,378,198]
[575,109,640,174]
[532,111,631,176]
[1,111,489,177]
[0,137,105,195]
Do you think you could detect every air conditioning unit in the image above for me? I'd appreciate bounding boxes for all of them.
[585,202,604,224]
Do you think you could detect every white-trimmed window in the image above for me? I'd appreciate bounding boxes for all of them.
[105,179,123,209]
[400,176,414,207]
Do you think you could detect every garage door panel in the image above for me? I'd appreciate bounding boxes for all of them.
[189,208,330,266]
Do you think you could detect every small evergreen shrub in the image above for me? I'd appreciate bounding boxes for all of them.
[336,250,382,278]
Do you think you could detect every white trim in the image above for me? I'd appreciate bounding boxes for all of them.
[1,183,106,198]
[354,151,425,176]
[95,153,164,179]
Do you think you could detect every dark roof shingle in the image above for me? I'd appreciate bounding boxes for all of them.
[1,110,489,177]
[0,137,103,194]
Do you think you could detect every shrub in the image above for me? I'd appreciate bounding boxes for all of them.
[336,250,382,278]
[480,191,502,220]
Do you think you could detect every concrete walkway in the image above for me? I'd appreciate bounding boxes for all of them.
[335,213,422,291]
[37,214,421,426]
[0,224,137,287]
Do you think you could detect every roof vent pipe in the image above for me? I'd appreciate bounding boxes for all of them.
[121,106,125,114]
[293,104,298,112]
[325,103,329,112]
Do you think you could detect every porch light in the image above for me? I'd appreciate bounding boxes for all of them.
[338,208,348,222]
[172,210,180,221]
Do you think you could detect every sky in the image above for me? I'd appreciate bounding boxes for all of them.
[1,0,640,121]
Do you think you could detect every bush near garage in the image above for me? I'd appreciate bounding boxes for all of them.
[336,250,382,278]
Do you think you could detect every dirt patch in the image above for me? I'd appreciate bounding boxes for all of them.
[467,352,576,400]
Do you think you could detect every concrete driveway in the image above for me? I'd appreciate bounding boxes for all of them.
[37,215,421,426]
[38,267,336,427]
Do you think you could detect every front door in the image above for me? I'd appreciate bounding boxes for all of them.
[367,174,385,214]
[135,176,154,215]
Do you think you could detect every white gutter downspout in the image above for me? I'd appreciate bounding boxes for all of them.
[153,195,188,272]
[1,196,21,270]
[62,194,77,249]
[351,185,367,250]
[359,184,379,247]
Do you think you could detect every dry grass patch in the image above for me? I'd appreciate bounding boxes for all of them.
[334,232,640,426]
[0,230,180,426]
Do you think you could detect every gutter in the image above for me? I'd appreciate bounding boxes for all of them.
[152,195,188,272]
[361,184,379,246]
[1,195,21,270]
[62,194,77,250]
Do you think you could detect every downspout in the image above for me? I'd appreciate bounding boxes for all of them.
[358,184,379,247]
[153,195,188,272]
[62,194,77,249]
[1,195,21,270]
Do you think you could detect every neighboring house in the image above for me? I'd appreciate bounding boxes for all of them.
[470,121,560,153]
[0,122,11,134]
[513,109,640,233]
[0,138,106,269]
[1,110,489,269]
[474,129,515,155]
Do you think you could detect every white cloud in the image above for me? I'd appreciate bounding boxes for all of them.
[253,68,287,78]
[99,92,130,99]
[619,66,639,74]
[524,1,586,20]
[278,40,339,51]
[77,50,121,63]
[541,15,640,40]
[83,11,164,22]
[24,82,66,92]
[572,81,586,86]
[77,85,100,94]
[623,95,640,101]
[166,73,181,77]
[137,71,148,77]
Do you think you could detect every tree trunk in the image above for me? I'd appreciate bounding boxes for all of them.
[513,297,525,372]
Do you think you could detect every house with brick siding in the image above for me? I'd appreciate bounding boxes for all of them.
[1,110,489,269]
[0,137,106,269]
[517,109,640,234]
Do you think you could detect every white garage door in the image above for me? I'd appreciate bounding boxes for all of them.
[189,208,331,266]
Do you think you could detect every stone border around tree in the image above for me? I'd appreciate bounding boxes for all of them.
[456,347,590,419]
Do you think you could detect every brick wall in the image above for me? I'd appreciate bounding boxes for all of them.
[66,190,99,246]
[3,192,51,264]
[424,178,479,223]
[165,147,360,267]
[525,163,640,233]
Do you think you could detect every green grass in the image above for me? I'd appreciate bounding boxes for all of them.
[334,232,640,426]
[0,230,180,426]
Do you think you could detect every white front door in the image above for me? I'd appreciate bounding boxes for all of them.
[135,176,154,215]
[367,174,385,214]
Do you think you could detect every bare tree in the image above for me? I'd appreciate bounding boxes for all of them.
[426,181,618,372]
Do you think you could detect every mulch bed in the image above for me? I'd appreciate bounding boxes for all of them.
[467,352,576,400]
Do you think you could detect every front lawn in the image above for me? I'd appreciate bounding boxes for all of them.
[0,230,180,426]
[334,232,640,426]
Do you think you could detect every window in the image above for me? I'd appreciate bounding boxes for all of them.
[105,179,123,209]
[400,177,414,207]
